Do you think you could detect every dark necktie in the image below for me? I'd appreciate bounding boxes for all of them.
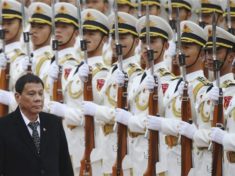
[28,121,40,153]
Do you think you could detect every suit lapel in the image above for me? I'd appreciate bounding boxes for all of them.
[39,114,50,156]
[14,107,40,158]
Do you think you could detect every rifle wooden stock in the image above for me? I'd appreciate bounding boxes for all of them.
[212,90,224,176]
[0,63,9,117]
[181,85,193,176]
[144,84,159,176]
[52,70,63,103]
[80,72,95,176]
[112,79,128,176]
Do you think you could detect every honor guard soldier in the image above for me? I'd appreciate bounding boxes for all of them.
[85,0,110,14]
[48,8,110,175]
[147,20,208,176]
[0,0,29,113]
[28,2,53,101]
[196,0,224,27]
[138,0,161,16]
[179,25,235,176]
[81,12,142,175]
[222,0,235,33]
[164,0,193,75]
[114,15,174,175]
[46,2,80,97]
[116,0,136,14]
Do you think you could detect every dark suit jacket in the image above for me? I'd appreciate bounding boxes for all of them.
[0,107,74,176]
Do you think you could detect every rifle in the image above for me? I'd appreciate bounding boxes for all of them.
[21,0,32,72]
[0,4,9,116]
[175,8,193,176]
[143,2,159,175]
[232,59,235,79]
[51,0,63,103]
[112,1,128,175]
[168,0,180,76]
[78,0,95,175]
[211,11,224,176]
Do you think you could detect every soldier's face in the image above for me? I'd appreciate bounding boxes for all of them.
[84,30,106,54]
[30,23,51,49]
[86,0,108,13]
[15,83,44,118]
[141,37,167,62]
[141,5,160,16]
[206,47,228,71]
[118,4,132,13]
[55,22,77,45]
[111,34,138,59]
[171,8,191,21]
[3,18,22,44]
[181,43,202,67]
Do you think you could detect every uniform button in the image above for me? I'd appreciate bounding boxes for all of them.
[40,169,45,175]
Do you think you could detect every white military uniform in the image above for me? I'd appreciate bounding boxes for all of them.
[61,55,109,175]
[94,55,142,175]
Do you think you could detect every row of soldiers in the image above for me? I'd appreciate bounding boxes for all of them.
[0,0,235,175]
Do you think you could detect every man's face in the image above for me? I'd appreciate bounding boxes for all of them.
[86,0,108,13]
[206,47,228,71]
[15,83,44,117]
[171,8,191,21]
[30,23,51,49]
[55,22,76,45]
[141,37,167,62]
[181,43,202,66]
[118,4,131,13]
[3,18,21,43]
[141,5,160,16]
[111,34,137,59]
[84,30,105,53]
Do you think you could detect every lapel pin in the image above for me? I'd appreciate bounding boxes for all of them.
[43,128,47,132]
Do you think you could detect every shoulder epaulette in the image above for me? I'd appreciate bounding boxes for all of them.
[157,68,173,77]
[127,63,142,77]
[11,49,25,63]
[196,76,211,86]
[171,75,181,81]
[92,63,108,76]
[221,80,235,88]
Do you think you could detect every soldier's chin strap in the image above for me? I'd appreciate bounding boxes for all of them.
[186,46,202,69]
[123,35,136,59]
[154,40,165,63]
[216,48,230,71]
[58,27,76,47]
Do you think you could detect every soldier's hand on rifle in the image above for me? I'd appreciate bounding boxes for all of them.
[81,101,97,116]
[48,61,59,81]
[145,75,155,90]
[178,121,197,139]
[178,81,193,96]
[115,108,132,126]
[0,53,7,68]
[115,69,125,85]
[206,86,219,102]
[146,115,164,131]
[210,127,226,145]
[21,56,30,71]
[47,101,66,118]
[0,90,15,106]
[78,63,89,82]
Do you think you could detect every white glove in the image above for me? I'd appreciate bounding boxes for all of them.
[78,63,89,81]
[21,57,30,71]
[0,90,15,105]
[0,53,7,68]
[81,101,97,116]
[145,75,155,90]
[178,121,197,139]
[206,86,219,101]
[115,108,132,126]
[146,115,164,131]
[48,61,59,80]
[48,101,66,117]
[115,69,125,85]
[210,127,226,145]
[178,81,193,96]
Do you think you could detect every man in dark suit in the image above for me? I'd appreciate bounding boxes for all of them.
[0,73,74,176]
